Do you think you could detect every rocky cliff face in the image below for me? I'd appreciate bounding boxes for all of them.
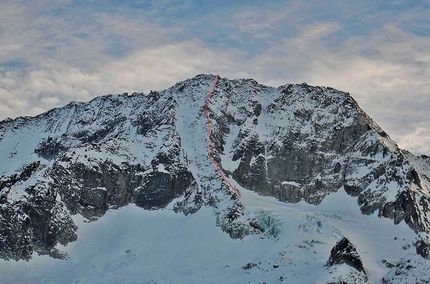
[1,74,430,264]
[325,237,368,283]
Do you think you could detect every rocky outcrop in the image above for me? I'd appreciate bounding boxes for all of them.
[0,179,77,260]
[51,139,195,220]
[324,237,369,283]
[326,237,365,273]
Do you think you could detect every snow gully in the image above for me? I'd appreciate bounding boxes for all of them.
[205,75,241,197]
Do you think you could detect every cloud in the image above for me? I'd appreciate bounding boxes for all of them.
[0,1,197,119]
[0,39,246,119]
[397,127,430,155]
[231,9,292,38]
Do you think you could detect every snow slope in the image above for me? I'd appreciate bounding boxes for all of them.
[0,186,424,283]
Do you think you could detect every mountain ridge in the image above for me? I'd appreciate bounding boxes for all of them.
[1,74,430,282]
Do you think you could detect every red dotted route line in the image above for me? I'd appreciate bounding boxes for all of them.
[205,75,242,197]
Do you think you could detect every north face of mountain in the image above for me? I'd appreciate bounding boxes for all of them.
[0,74,430,266]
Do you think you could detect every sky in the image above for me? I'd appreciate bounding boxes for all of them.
[0,0,429,154]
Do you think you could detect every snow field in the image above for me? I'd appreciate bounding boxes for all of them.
[0,184,419,283]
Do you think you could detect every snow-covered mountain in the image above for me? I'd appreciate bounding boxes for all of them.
[1,74,430,283]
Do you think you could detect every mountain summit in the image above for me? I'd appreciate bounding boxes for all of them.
[1,74,430,283]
